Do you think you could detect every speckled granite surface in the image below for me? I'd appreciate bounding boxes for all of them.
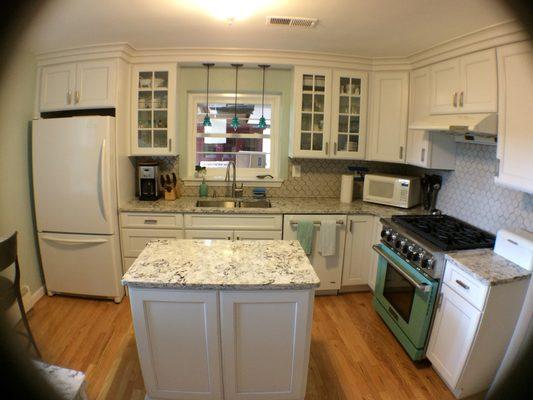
[34,360,87,400]
[445,249,531,286]
[120,197,424,218]
[122,239,320,290]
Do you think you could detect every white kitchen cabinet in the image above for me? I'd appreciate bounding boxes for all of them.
[367,71,409,163]
[407,67,456,169]
[220,290,313,400]
[290,67,332,158]
[121,228,184,257]
[184,214,282,231]
[341,215,375,287]
[427,284,482,389]
[368,217,382,291]
[330,70,368,159]
[40,60,117,112]
[430,49,497,114]
[427,259,529,398]
[495,41,533,194]
[129,288,223,400]
[234,230,282,241]
[185,229,234,240]
[283,215,347,293]
[131,64,177,156]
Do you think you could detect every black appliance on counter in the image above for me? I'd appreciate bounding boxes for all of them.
[138,162,160,201]
[421,174,442,214]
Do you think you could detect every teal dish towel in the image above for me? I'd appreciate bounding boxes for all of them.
[297,220,315,255]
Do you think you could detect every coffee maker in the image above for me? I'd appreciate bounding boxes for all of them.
[138,162,160,201]
[421,174,442,214]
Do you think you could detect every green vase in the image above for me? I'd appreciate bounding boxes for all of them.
[199,178,208,197]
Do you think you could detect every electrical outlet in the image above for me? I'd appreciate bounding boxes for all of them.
[292,164,301,178]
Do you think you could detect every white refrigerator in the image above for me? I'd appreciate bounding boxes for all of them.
[32,116,124,302]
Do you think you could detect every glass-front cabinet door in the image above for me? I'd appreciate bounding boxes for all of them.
[330,70,367,159]
[291,67,332,158]
[131,64,176,156]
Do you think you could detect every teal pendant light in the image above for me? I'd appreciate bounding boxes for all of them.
[202,63,214,127]
[230,64,243,131]
[258,64,270,129]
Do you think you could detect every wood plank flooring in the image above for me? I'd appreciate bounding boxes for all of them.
[27,292,454,400]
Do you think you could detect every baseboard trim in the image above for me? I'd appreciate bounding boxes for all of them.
[28,286,45,310]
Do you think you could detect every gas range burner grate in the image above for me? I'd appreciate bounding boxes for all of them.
[391,214,495,251]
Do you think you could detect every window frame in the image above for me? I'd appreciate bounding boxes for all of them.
[186,93,281,182]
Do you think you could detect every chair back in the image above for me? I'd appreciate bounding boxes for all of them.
[0,232,17,272]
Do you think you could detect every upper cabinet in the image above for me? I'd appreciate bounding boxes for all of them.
[495,41,533,194]
[367,71,409,163]
[130,64,177,156]
[429,49,497,114]
[290,67,368,159]
[40,60,117,112]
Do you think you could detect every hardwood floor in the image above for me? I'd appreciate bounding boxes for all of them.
[27,292,454,400]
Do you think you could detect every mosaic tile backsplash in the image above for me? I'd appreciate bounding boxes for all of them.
[436,143,533,234]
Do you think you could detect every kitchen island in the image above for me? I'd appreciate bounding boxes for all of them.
[122,239,320,400]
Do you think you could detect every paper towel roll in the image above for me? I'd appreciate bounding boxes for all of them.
[340,175,354,203]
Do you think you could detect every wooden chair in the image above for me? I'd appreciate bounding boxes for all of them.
[0,232,41,358]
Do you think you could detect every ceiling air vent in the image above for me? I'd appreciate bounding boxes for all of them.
[266,16,318,28]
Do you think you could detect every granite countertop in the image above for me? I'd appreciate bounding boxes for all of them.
[34,360,87,400]
[445,249,531,286]
[120,197,424,218]
[122,239,320,290]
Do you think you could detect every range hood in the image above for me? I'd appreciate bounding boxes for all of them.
[409,113,497,136]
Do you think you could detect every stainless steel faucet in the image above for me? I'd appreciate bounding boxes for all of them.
[225,161,237,197]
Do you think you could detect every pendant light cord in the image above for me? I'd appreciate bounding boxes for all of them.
[234,64,239,120]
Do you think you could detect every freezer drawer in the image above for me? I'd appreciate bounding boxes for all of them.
[38,232,124,299]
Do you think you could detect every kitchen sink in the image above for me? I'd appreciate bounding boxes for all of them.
[195,200,272,208]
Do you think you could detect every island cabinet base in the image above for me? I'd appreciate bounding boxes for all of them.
[129,287,315,400]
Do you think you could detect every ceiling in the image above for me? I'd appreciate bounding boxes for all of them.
[23,0,515,57]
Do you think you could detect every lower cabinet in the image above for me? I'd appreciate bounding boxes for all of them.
[341,215,375,287]
[184,229,282,241]
[129,288,314,400]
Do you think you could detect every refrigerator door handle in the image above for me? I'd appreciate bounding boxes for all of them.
[41,235,108,245]
[99,139,108,222]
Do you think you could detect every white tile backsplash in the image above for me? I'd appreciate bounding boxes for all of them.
[437,143,533,234]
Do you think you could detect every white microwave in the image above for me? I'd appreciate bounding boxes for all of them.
[363,174,421,208]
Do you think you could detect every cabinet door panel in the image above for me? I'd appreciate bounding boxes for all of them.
[407,67,431,167]
[342,216,374,286]
[76,60,117,108]
[40,63,76,111]
[220,290,312,400]
[129,288,223,400]
[184,230,233,240]
[495,42,533,194]
[234,230,282,240]
[427,284,481,388]
[460,49,497,113]
[430,58,460,114]
[121,228,184,257]
[368,72,409,162]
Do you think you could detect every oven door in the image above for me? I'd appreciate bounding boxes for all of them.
[372,243,438,352]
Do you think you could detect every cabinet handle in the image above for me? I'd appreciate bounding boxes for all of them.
[144,219,157,224]
[399,146,404,160]
[227,236,231,240]
[325,142,329,155]
[421,148,426,163]
[67,91,72,104]
[169,139,172,153]
[453,92,458,107]
[333,142,337,155]
[459,91,464,107]
[455,279,470,290]
[236,236,240,240]
[349,220,353,233]
[74,91,80,104]
[436,293,443,310]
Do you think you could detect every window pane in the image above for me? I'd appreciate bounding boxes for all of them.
[314,114,324,131]
[138,91,152,109]
[312,133,323,150]
[339,96,349,114]
[302,94,312,112]
[196,103,271,134]
[153,91,168,109]
[154,71,168,88]
[350,97,360,114]
[349,116,360,133]
[314,75,325,92]
[303,75,313,91]
[138,110,152,129]
[349,135,359,152]
[301,132,311,150]
[154,111,167,128]
[196,137,269,153]
[340,77,350,94]
[154,131,168,148]
[338,134,348,151]
[338,115,348,132]
[314,94,324,112]
[139,72,152,89]
[138,130,151,147]
[301,113,312,131]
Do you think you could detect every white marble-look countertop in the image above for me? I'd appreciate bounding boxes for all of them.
[120,197,424,218]
[33,360,87,400]
[122,239,320,290]
[445,249,531,286]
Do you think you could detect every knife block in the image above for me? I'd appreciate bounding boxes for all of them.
[164,188,177,201]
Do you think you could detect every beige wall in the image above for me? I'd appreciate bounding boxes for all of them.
[0,49,43,293]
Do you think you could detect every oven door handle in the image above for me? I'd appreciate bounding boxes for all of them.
[372,245,432,293]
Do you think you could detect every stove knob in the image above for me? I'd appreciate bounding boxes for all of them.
[400,240,409,253]
[380,229,388,238]
[394,237,402,249]
[411,251,420,262]
[421,258,435,269]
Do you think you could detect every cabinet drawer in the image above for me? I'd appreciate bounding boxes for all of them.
[443,260,489,310]
[121,228,184,257]
[184,214,282,230]
[120,213,183,229]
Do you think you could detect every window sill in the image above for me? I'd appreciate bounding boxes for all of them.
[183,177,283,188]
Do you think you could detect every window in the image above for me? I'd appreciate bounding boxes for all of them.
[188,93,280,180]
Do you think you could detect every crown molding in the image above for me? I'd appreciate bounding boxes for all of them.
[35,20,529,71]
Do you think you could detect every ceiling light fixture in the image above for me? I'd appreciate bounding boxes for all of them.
[194,0,272,23]
[202,63,214,127]
[231,64,243,132]
[258,64,270,129]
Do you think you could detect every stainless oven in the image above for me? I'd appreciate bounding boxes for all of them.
[372,243,439,361]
